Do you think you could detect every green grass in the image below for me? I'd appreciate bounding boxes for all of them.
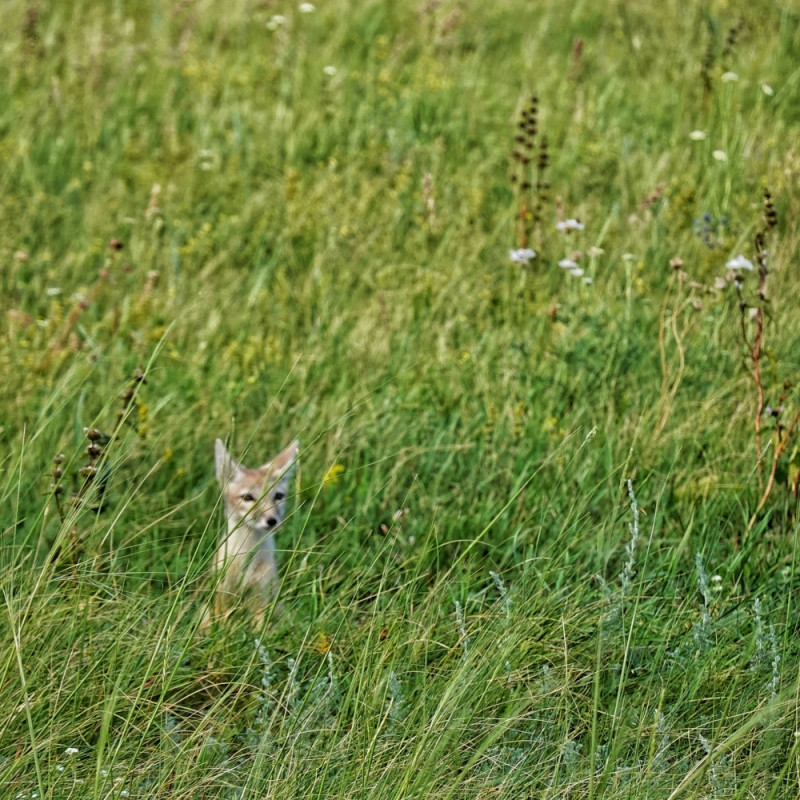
[2,0,800,797]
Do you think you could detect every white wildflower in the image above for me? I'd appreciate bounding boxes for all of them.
[569,267,584,277]
[64,747,79,756]
[46,287,61,296]
[555,218,584,232]
[509,248,536,264]
[197,149,216,171]
[726,255,754,271]
[299,2,316,11]
[689,130,707,141]
[558,258,578,269]
[714,276,727,290]
[712,150,728,162]
[762,83,774,96]
[721,71,739,82]
[266,14,286,29]
[323,65,337,76]
[583,276,593,284]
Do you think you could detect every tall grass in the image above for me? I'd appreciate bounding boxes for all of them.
[2,0,800,797]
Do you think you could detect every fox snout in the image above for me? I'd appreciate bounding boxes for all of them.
[251,504,282,531]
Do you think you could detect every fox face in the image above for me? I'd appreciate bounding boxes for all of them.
[213,438,299,601]
[215,438,298,536]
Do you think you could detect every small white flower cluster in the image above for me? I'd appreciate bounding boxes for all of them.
[726,254,757,290]
[688,131,730,161]
[197,148,216,171]
[268,5,314,30]
[555,218,584,232]
[702,254,762,293]
[558,257,592,283]
[726,254,754,271]
[509,248,536,264]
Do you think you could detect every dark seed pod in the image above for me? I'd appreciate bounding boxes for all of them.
[84,428,111,444]
[764,189,777,229]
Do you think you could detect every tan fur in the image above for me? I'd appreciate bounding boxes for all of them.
[206,438,298,626]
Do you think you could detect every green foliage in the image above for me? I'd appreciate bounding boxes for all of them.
[2,0,800,797]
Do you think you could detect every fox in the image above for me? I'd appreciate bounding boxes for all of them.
[207,437,299,625]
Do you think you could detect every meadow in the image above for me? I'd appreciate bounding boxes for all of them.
[2,0,800,797]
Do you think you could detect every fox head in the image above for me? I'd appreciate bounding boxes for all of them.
[214,439,299,537]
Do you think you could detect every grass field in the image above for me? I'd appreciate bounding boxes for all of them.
[3,1,800,797]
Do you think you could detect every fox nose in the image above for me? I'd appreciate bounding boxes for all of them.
[266,516,279,528]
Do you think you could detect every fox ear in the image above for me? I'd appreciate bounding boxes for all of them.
[268,439,299,478]
[215,438,243,485]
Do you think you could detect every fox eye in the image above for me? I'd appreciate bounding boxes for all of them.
[273,491,285,501]
[241,492,256,503]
